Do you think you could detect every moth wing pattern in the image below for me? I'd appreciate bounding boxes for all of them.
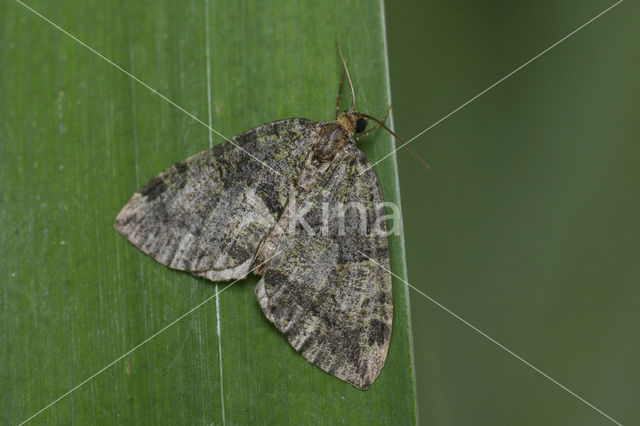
[115,118,319,281]
[255,144,392,389]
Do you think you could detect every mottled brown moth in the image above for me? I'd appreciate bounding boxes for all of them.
[115,46,415,389]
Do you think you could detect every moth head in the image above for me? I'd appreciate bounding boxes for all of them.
[337,109,367,135]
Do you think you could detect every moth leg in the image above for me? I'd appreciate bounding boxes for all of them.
[356,104,393,141]
[335,65,346,120]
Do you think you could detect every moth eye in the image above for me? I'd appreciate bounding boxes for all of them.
[355,118,367,133]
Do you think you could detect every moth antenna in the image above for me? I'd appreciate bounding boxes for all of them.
[359,113,431,171]
[336,40,356,108]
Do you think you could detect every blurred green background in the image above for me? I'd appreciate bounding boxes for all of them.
[386,0,638,424]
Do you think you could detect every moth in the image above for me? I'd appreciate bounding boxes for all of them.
[115,48,414,389]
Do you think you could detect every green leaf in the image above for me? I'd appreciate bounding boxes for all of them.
[1,0,417,424]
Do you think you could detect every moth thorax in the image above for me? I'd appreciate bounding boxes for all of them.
[315,123,350,162]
